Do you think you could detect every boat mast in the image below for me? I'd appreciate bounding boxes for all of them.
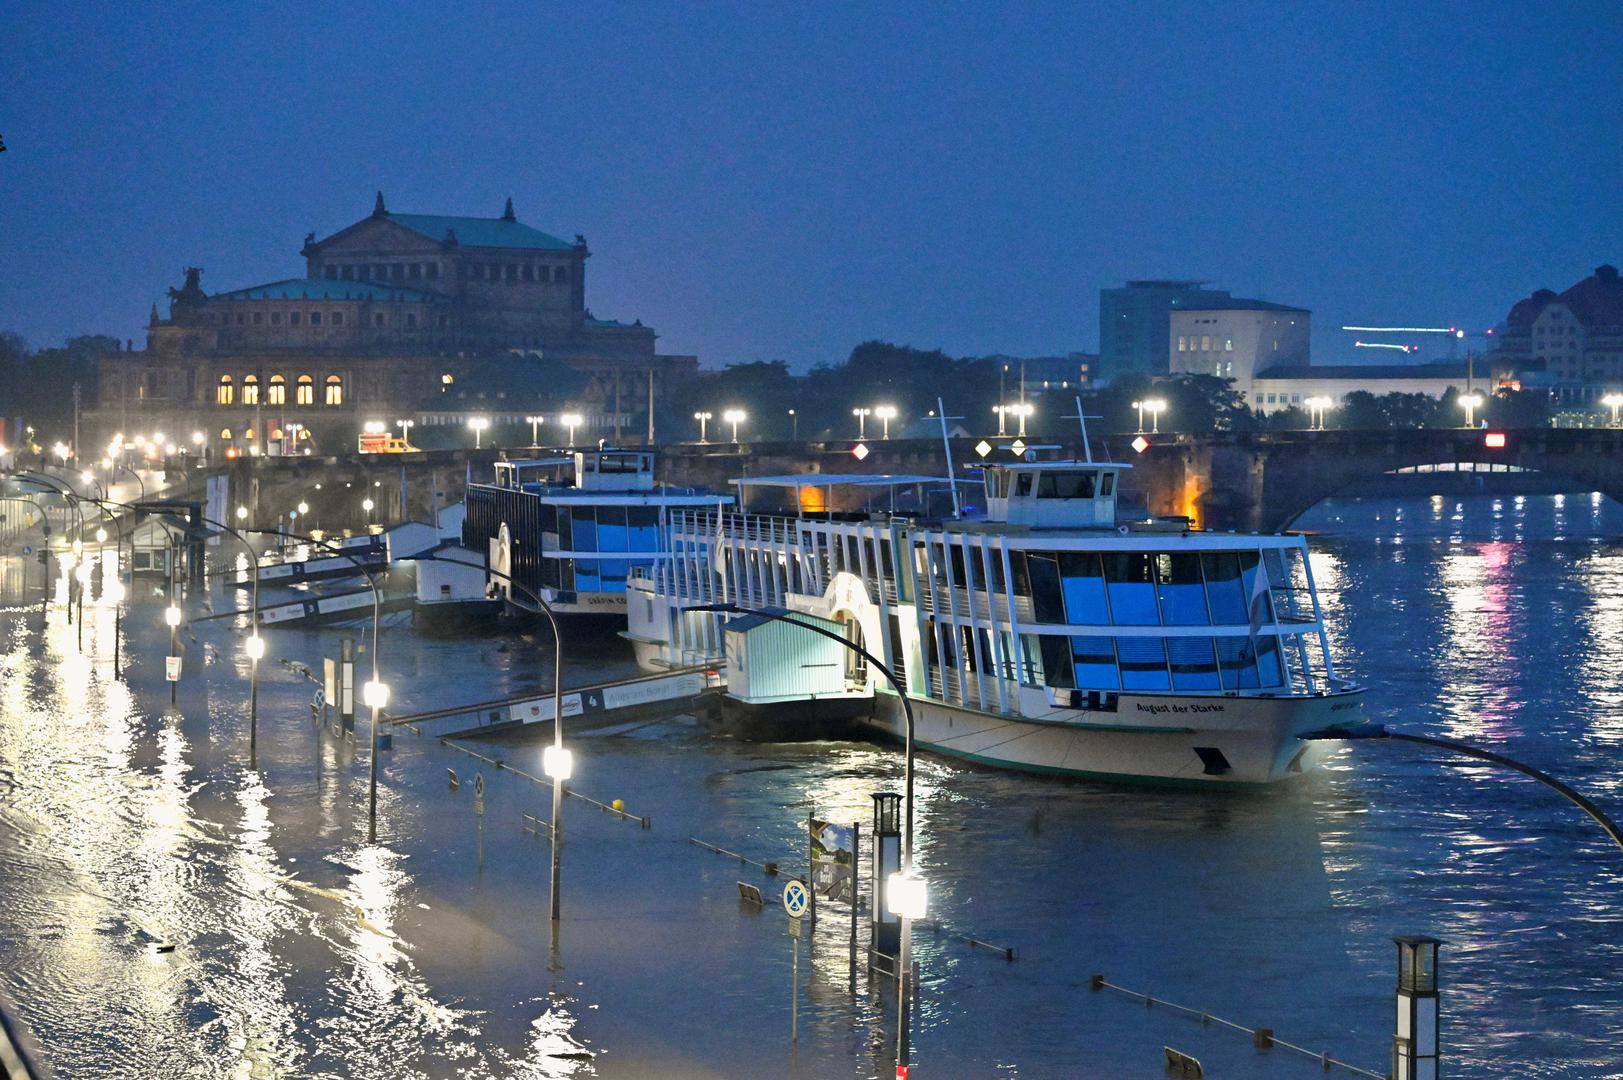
[937,396,961,518]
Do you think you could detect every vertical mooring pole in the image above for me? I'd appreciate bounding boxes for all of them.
[849,820,860,990]
[807,809,817,930]
[1393,936,1442,1080]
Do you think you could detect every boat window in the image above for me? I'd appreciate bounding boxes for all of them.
[1058,552,1109,623]
[555,507,573,551]
[1156,553,1210,625]
[1102,553,1160,625]
[1008,551,1031,599]
[1016,634,1042,685]
[571,507,597,552]
[1116,637,1171,691]
[1100,472,1115,496]
[599,559,630,592]
[1255,635,1286,687]
[1201,552,1247,623]
[1215,637,1260,689]
[575,559,600,592]
[1037,471,1096,499]
[627,507,660,550]
[597,506,629,551]
[1169,637,1220,690]
[1038,635,1074,688]
[1072,635,1118,689]
[1025,554,1065,623]
[1015,472,1033,497]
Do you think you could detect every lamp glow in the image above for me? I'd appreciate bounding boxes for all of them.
[362,679,390,709]
[245,634,265,660]
[543,744,575,781]
[95,527,108,543]
[887,870,928,921]
[164,605,182,627]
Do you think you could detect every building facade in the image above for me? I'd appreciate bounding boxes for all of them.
[1169,299,1311,388]
[1249,362,1471,413]
[1097,280,1238,383]
[1492,264,1623,407]
[88,194,697,455]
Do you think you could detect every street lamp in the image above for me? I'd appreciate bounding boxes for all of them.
[723,408,746,443]
[245,632,265,763]
[1393,937,1442,1080]
[469,416,490,448]
[1458,392,1484,429]
[1602,393,1623,427]
[852,406,872,439]
[875,405,897,439]
[1008,401,1034,437]
[787,409,798,440]
[693,411,713,443]
[1305,395,1334,430]
[164,603,182,705]
[560,412,583,446]
[526,415,544,447]
[363,678,390,843]
[362,497,374,526]
[1144,397,1167,433]
[396,419,415,449]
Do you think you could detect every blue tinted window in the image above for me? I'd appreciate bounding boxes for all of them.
[598,559,630,592]
[1216,636,1260,689]
[574,559,600,592]
[1103,553,1160,625]
[627,507,661,551]
[1026,554,1065,623]
[1059,553,1109,623]
[1157,553,1210,625]
[1038,635,1074,688]
[1255,635,1286,687]
[597,507,628,552]
[571,507,597,552]
[1168,636,1220,690]
[1202,553,1246,623]
[1116,637,1170,690]
[1071,636,1118,689]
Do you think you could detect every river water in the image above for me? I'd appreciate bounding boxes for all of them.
[1,492,1621,1079]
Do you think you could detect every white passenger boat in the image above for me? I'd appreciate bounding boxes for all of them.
[627,448,1364,787]
[463,448,732,623]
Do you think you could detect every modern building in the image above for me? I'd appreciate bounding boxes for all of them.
[87,193,698,455]
[1169,299,1311,387]
[1097,280,1237,383]
[1491,264,1623,407]
[1249,362,1471,413]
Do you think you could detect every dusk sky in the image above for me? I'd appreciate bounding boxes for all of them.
[4,2,1620,370]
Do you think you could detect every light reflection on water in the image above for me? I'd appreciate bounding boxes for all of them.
[1,492,1623,1078]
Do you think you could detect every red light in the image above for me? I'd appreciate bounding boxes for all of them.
[1484,432,1507,449]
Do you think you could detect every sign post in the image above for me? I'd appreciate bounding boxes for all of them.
[783,880,809,1044]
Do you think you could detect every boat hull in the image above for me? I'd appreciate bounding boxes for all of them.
[858,688,1366,788]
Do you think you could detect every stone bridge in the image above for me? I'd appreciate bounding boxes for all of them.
[204,429,1623,535]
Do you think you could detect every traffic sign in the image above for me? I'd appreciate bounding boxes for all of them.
[782,880,809,918]
[21,546,31,556]
[165,656,182,682]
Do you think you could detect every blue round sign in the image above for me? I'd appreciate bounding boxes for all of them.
[782,880,809,918]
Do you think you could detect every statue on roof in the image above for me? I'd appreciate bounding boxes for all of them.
[373,190,388,218]
[502,197,516,222]
[167,266,207,305]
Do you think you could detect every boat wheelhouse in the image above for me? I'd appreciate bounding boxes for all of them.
[627,457,1363,786]
[463,448,732,618]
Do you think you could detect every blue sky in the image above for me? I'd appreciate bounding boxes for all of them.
[2,2,1619,369]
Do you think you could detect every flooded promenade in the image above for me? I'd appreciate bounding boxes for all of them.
[2,493,1622,1077]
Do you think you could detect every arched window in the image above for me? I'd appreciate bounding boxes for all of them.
[324,375,344,406]
[220,428,233,440]
[242,374,260,406]
[296,374,314,406]
[217,374,234,405]
[267,374,286,405]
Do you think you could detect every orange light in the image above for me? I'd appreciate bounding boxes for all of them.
[1484,432,1507,449]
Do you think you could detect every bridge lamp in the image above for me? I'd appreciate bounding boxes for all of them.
[1458,393,1484,429]
[363,420,386,434]
[875,405,898,439]
[560,412,583,446]
[468,416,491,449]
[396,419,415,448]
[1130,400,1145,433]
[723,408,747,443]
[1602,393,1623,427]
[525,415,544,447]
[693,411,713,442]
[852,406,872,439]
[1143,398,1167,434]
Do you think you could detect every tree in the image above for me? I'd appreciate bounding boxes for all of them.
[1487,387,1551,429]
[1339,390,1387,429]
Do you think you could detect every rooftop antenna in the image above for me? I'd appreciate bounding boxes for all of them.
[1064,395,1104,464]
[936,397,965,518]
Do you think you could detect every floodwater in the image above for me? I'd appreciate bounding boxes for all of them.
[1,492,1621,1079]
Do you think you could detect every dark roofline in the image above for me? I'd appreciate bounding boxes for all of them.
[1178,298,1309,314]
[1255,362,1467,380]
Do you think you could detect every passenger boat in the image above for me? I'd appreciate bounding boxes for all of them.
[462,448,732,625]
[627,446,1365,787]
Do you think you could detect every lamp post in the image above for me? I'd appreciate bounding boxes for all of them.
[1009,401,1034,437]
[693,411,713,443]
[875,405,898,440]
[993,404,1007,436]
[723,408,746,443]
[526,415,544,447]
[362,497,374,527]
[1458,392,1484,429]
[363,676,389,843]
[1602,393,1623,427]
[469,416,490,449]
[852,407,872,439]
[560,412,583,447]
[1144,397,1167,434]
[787,409,798,440]
[1305,395,1334,430]
[164,601,182,705]
[684,601,922,1074]
[1393,937,1441,1080]
[396,419,415,449]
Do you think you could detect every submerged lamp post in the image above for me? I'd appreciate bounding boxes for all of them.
[1393,937,1441,1080]
[684,600,922,1073]
[363,676,389,842]
[245,631,265,763]
[164,602,182,704]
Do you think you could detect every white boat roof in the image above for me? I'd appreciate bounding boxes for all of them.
[982,459,1132,470]
[732,473,967,489]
